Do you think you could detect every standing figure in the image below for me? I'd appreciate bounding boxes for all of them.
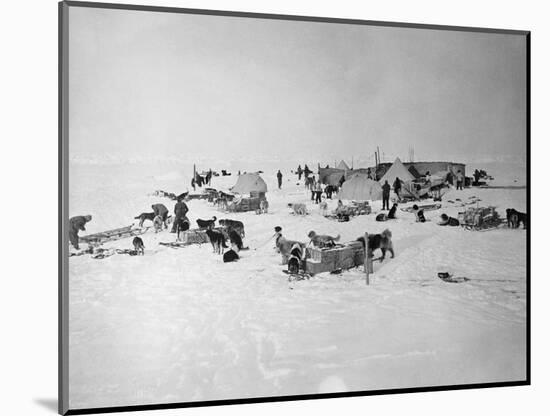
[68,215,92,250]
[315,182,323,204]
[325,184,334,199]
[456,170,464,190]
[445,170,454,186]
[171,197,189,233]
[304,164,311,179]
[297,165,303,181]
[393,177,401,200]
[277,170,283,189]
[473,169,481,185]
[310,176,316,200]
[382,180,391,210]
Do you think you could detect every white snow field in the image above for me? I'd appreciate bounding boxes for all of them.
[68,159,527,409]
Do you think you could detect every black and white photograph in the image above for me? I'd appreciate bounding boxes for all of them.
[59,1,529,413]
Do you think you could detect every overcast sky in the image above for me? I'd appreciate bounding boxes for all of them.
[68,6,527,163]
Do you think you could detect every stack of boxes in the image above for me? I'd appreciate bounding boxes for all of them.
[305,241,365,275]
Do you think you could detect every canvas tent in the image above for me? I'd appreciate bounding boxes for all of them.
[318,167,344,184]
[230,173,267,194]
[379,157,415,184]
[336,160,351,170]
[339,174,382,201]
[326,171,345,186]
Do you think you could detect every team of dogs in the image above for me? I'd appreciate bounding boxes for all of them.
[131,203,526,268]
[274,226,394,274]
[132,216,245,262]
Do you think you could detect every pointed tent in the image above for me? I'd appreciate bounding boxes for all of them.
[339,174,383,201]
[379,157,415,185]
[230,173,268,194]
[336,160,350,170]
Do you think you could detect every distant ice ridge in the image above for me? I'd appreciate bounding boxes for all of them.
[70,154,196,166]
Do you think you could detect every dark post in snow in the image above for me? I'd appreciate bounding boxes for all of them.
[364,231,373,285]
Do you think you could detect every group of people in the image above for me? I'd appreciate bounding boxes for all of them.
[295,164,313,181]
[381,177,403,210]
[275,165,340,200]
[444,169,465,190]
[69,197,192,251]
[191,170,213,191]
[472,169,488,186]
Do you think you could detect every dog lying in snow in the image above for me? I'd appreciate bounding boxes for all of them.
[307,230,340,248]
[356,229,394,261]
[223,248,239,262]
[288,203,307,216]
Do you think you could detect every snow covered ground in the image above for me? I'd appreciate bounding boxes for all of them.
[67,159,527,409]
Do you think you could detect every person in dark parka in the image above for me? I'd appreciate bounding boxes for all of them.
[304,164,311,179]
[171,198,189,233]
[151,203,169,229]
[393,177,402,200]
[277,170,283,189]
[69,215,92,250]
[382,180,391,210]
[325,185,335,199]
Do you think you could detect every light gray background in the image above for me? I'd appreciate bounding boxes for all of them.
[69,7,526,162]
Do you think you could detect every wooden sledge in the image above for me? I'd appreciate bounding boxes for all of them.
[79,225,149,245]
[459,206,503,231]
[159,226,229,247]
[226,196,265,213]
[401,203,442,213]
[282,269,311,281]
